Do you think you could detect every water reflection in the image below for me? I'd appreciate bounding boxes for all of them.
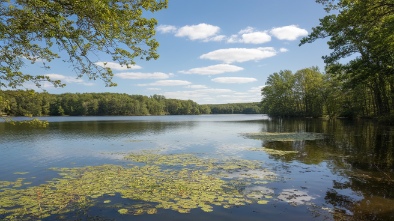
[252,118,394,220]
[1,116,394,220]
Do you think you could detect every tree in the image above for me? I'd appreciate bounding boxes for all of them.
[300,0,394,117]
[261,68,326,118]
[0,0,168,88]
[294,67,324,117]
[261,70,298,117]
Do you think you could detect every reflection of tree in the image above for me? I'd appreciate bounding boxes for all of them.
[0,120,194,139]
[255,118,394,220]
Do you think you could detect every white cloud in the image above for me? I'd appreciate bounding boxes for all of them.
[270,25,308,41]
[228,27,271,44]
[95,62,142,71]
[115,72,172,79]
[185,85,208,89]
[45,74,83,83]
[156,25,177,33]
[147,88,162,91]
[163,88,234,100]
[180,64,243,75]
[138,80,192,87]
[206,35,226,42]
[212,77,257,84]
[279,48,289,52]
[175,23,221,41]
[241,32,271,44]
[45,74,94,86]
[248,86,265,93]
[200,47,277,63]
[162,87,263,104]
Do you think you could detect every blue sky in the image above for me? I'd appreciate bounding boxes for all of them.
[25,0,331,104]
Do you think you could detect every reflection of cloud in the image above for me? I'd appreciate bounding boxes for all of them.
[278,189,314,205]
[212,77,257,84]
[200,47,277,63]
[180,64,243,75]
[270,25,308,41]
[95,61,142,70]
[115,72,172,79]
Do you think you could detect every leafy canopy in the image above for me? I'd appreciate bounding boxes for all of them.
[299,0,394,117]
[300,0,394,78]
[0,0,168,89]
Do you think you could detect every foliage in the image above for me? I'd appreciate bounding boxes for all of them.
[208,102,261,114]
[0,153,276,220]
[0,90,211,116]
[261,67,325,117]
[0,0,168,88]
[300,0,394,119]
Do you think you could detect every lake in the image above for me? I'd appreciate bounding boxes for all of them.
[0,115,393,220]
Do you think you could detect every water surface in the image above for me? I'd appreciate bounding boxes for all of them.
[0,115,393,220]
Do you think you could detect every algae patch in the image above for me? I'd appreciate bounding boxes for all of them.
[242,132,324,141]
[0,153,277,220]
[248,147,299,155]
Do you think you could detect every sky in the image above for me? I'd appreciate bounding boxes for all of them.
[23,0,332,104]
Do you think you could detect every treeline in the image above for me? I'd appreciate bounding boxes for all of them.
[208,103,261,114]
[0,90,261,117]
[261,66,390,119]
[0,91,210,116]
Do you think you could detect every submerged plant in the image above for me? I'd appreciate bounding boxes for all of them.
[0,153,277,220]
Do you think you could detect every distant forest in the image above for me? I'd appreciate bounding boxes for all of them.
[0,90,261,117]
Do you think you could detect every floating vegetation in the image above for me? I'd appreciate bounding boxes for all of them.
[118,208,128,215]
[13,172,29,175]
[242,132,324,141]
[248,147,299,155]
[0,153,277,220]
[277,189,314,206]
[243,186,274,205]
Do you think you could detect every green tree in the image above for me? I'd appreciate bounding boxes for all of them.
[294,67,324,117]
[300,0,394,117]
[261,68,326,118]
[0,0,168,88]
[261,70,298,117]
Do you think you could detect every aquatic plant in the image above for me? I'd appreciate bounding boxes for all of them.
[242,132,324,141]
[0,153,276,220]
[248,147,299,155]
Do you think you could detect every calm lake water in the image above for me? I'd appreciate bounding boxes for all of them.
[0,115,393,220]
